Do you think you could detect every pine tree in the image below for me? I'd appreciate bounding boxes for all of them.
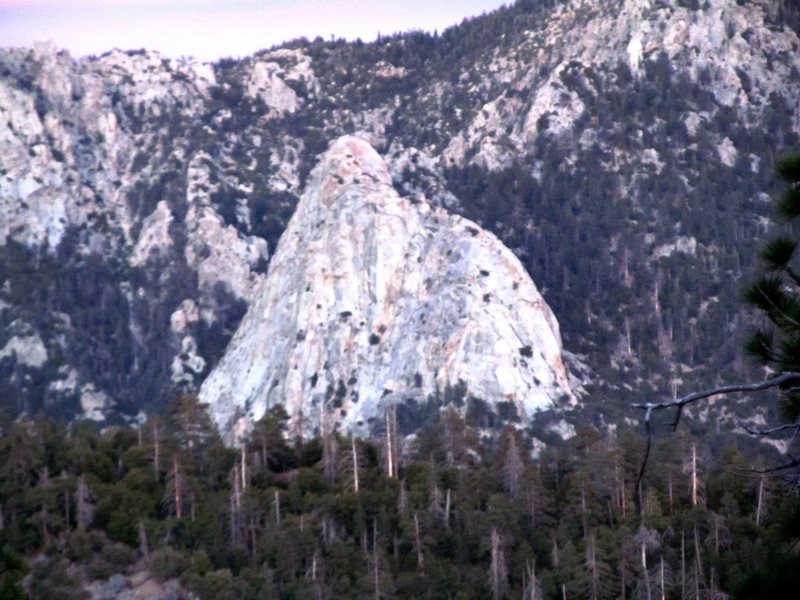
[742,152,800,439]
[249,404,291,472]
[166,394,217,463]
[501,429,524,500]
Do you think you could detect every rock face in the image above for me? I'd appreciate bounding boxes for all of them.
[200,136,572,439]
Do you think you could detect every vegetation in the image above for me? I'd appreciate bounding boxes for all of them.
[3,3,800,596]
[744,153,800,422]
[0,394,797,599]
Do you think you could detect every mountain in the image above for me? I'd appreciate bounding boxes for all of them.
[199,135,573,440]
[1,0,799,429]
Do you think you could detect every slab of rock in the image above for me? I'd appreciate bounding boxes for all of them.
[200,135,572,440]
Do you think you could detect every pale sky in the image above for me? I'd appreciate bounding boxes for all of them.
[0,0,510,61]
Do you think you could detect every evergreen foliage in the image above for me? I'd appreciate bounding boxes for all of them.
[0,398,796,599]
[745,152,800,419]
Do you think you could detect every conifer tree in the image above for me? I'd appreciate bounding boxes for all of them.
[501,429,524,500]
[249,404,291,472]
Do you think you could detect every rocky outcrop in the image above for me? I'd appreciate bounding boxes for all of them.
[200,136,572,440]
[444,0,800,170]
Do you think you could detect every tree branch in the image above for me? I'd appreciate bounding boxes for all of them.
[756,285,800,329]
[737,421,800,436]
[631,371,800,431]
[751,456,800,474]
[631,372,800,502]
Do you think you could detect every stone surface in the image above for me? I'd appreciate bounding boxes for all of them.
[445,0,800,171]
[200,136,573,440]
[0,329,47,368]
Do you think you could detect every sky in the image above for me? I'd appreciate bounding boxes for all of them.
[0,0,510,61]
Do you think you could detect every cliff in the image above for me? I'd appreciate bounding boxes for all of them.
[199,136,572,439]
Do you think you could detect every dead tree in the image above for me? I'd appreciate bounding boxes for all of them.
[76,475,94,530]
[489,527,508,600]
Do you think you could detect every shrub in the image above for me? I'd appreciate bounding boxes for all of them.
[149,547,189,582]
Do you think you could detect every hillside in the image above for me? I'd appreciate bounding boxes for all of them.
[1,0,799,429]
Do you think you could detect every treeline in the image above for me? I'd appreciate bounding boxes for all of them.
[1,396,799,599]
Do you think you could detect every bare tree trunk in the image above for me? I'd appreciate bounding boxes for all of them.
[391,407,398,475]
[384,407,398,479]
[553,452,560,495]
[693,526,702,577]
[373,520,380,600]
[241,445,248,491]
[587,533,599,600]
[756,474,764,526]
[431,483,442,517]
[230,474,240,546]
[414,513,424,569]
[691,445,698,507]
[352,435,360,492]
[311,550,324,600]
[274,490,281,526]
[693,526,702,600]
[503,435,523,498]
[234,465,242,510]
[524,560,542,600]
[76,475,92,530]
[398,480,407,516]
[62,472,70,529]
[139,520,150,562]
[621,539,627,600]
[641,539,652,600]
[614,458,621,517]
[580,483,588,539]
[625,315,632,354]
[551,535,560,569]
[620,464,627,520]
[681,529,686,600]
[489,527,507,600]
[528,477,540,527]
[386,411,393,479]
[444,488,451,530]
[668,473,674,516]
[322,407,337,486]
[174,456,182,520]
[261,430,268,472]
[249,515,257,557]
[41,505,49,545]
[153,421,160,482]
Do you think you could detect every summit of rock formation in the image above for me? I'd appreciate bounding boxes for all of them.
[199,136,572,439]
